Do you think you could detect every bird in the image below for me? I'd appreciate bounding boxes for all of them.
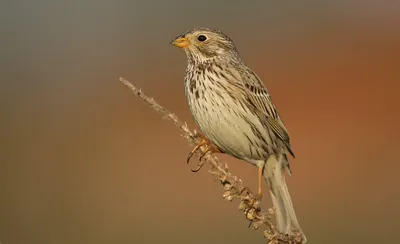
[171,27,306,242]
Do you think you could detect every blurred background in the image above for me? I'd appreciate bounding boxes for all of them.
[1,1,399,243]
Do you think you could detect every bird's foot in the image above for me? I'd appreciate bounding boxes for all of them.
[187,133,220,172]
[240,187,262,226]
[245,191,262,212]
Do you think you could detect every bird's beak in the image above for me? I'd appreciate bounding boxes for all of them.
[171,37,190,48]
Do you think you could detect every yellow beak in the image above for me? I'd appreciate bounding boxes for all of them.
[172,37,190,48]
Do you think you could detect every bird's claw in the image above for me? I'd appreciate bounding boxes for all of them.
[190,157,207,172]
[240,187,262,226]
[186,134,220,172]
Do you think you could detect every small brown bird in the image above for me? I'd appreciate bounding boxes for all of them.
[171,28,306,242]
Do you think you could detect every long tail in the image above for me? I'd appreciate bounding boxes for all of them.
[263,154,307,243]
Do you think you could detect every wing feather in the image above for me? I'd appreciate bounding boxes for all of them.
[237,67,295,157]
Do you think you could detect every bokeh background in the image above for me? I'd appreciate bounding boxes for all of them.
[1,1,399,243]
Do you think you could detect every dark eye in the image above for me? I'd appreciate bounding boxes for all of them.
[197,35,207,42]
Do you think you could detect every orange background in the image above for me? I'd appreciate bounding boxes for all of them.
[1,1,399,244]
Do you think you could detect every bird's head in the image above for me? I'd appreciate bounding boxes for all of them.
[171,28,240,64]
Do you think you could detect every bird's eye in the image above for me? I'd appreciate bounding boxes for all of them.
[197,35,207,42]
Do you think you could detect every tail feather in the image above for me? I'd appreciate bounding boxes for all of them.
[263,155,307,243]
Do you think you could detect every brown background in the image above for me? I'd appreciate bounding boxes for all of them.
[1,1,399,244]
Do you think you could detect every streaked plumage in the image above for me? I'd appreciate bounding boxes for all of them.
[171,27,306,242]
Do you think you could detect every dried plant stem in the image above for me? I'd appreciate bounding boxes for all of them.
[119,77,303,244]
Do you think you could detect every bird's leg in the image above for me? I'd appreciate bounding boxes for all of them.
[240,166,263,200]
[187,133,221,172]
[257,166,263,199]
[243,166,263,223]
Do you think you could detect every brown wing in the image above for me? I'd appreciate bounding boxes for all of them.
[239,68,295,157]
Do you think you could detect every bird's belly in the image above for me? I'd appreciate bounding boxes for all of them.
[187,93,269,162]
